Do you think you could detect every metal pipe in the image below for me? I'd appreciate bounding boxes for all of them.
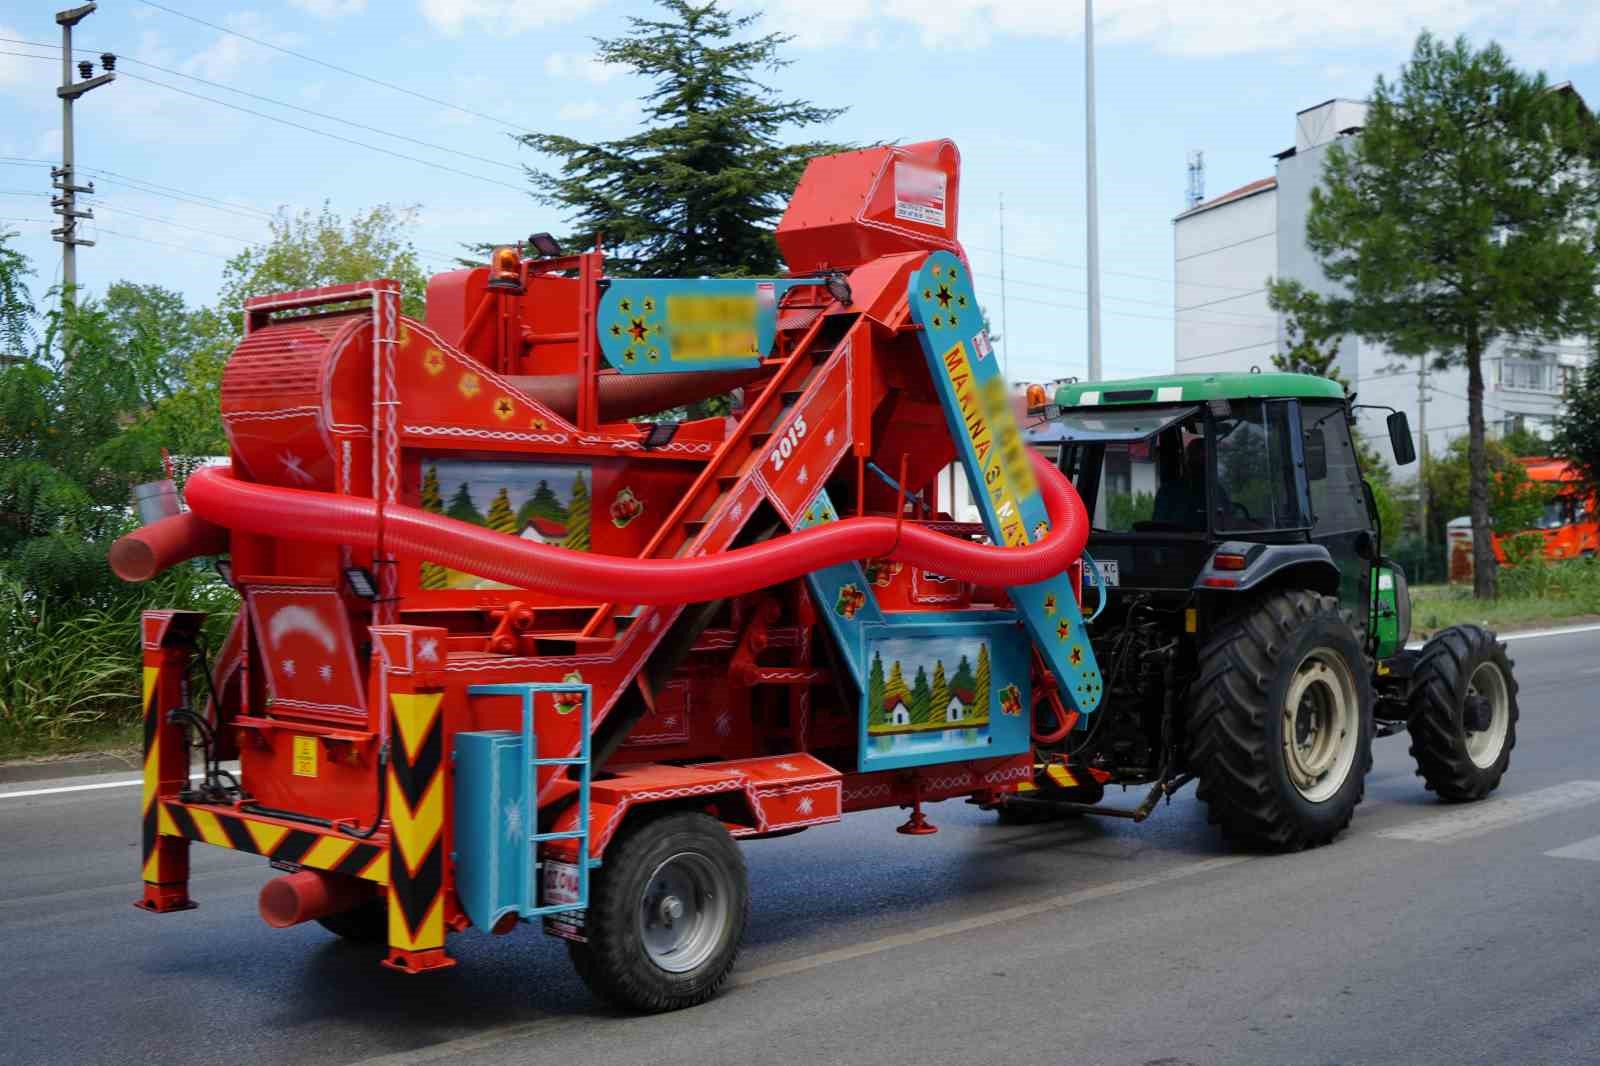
[258,869,376,929]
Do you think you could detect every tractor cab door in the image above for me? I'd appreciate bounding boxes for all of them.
[1300,400,1372,631]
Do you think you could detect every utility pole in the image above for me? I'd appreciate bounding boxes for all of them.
[1417,358,1430,578]
[1084,0,1102,382]
[52,3,115,320]
[998,192,1009,382]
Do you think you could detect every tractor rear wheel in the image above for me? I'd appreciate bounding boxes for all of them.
[1189,590,1374,851]
[1407,625,1518,801]
[567,810,748,1012]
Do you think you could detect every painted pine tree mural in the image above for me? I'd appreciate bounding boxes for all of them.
[419,465,448,590]
[486,487,518,535]
[931,660,949,721]
[953,654,975,702]
[564,472,591,551]
[884,659,909,718]
[973,642,991,720]
[867,650,886,728]
[911,665,932,724]
[446,483,484,525]
[519,478,568,526]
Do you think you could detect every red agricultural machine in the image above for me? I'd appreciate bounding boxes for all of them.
[115,140,1107,1010]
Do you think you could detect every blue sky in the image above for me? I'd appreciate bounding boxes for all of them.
[2,0,1596,387]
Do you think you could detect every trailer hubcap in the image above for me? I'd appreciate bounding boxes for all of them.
[1464,661,1510,769]
[639,851,729,974]
[1282,649,1360,803]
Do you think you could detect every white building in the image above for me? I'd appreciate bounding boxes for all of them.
[1174,96,1592,473]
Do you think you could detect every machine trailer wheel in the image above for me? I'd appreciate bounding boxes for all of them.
[1188,590,1374,851]
[1407,625,1518,801]
[568,811,748,1012]
[316,898,386,942]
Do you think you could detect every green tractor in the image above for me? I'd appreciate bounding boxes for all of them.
[1016,371,1518,849]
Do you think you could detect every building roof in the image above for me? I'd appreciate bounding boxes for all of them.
[525,515,568,537]
[1053,371,1345,408]
[1174,177,1276,221]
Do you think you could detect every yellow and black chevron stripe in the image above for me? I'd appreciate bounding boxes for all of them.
[387,691,445,953]
[158,803,389,882]
[140,665,162,883]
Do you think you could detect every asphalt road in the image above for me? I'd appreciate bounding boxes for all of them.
[4,626,1600,1066]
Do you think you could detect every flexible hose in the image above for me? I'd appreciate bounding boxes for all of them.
[109,511,229,582]
[182,450,1088,605]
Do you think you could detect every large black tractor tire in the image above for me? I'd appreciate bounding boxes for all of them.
[568,811,748,1012]
[1189,590,1374,851]
[1407,625,1518,801]
[316,898,387,942]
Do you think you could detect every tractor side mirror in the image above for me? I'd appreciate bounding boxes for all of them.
[1304,427,1328,481]
[1387,411,1417,466]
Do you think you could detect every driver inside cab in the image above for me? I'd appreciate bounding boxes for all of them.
[1152,436,1228,530]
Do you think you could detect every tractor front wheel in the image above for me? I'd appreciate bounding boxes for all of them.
[1189,591,1374,851]
[567,811,748,1012]
[1407,625,1518,801]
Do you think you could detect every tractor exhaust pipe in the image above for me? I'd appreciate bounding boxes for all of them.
[258,869,376,929]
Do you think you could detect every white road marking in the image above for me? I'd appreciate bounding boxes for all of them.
[0,771,208,802]
[1378,781,1600,844]
[1406,621,1600,650]
[733,854,1251,984]
[1546,834,1600,862]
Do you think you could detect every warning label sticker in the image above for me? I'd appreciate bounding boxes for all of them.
[292,735,318,778]
[894,162,947,228]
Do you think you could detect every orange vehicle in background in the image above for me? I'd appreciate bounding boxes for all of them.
[1492,458,1599,563]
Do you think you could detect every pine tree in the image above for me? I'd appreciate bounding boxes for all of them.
[419,465,450,589]
[486,487,518,535]
[866,650,886,727]
[884,660,909,716]
[952,654,975,699]
[973,643,991,720]
[564,472,591,551]
[931,660,949,722]
[910,665,932,725]
[519,0,847,277]
[518,478,568,526]
[446,483,483,525]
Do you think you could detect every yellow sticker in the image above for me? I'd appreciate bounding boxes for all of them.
[292,736,318,778]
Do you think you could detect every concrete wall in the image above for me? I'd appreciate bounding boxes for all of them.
[1174,186,1279,373]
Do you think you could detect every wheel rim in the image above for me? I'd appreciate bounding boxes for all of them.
[1282,648,1361,803]
[637,851,730,974]
[1463,661,1510,770]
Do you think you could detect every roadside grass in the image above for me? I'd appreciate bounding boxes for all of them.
[0,568,236,760]
[1410,557,1600,637]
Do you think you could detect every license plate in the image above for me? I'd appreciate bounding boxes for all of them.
[1093,558,1119,587]
[541,860,587,942]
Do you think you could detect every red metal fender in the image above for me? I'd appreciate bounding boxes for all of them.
[108,511,229,582]
[182,449,1088,605]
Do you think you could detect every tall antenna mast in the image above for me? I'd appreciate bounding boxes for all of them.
[1084,0,1102,382]
[1186,150,1205,209]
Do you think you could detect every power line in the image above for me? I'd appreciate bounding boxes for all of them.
[975,268,1279,323]
[134,0,536,136]
[90,225,230,260]
[0,38,524,174]
[966,243,1263,294]
[974,283,1278,330]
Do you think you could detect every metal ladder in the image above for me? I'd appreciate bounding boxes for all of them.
[466,682,594,920]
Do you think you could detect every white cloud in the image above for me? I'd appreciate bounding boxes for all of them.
[543,51,622,85]
[746,0,1600,64]
[0,26,34,87]
[418,0,605,36]
[289,0,369,16]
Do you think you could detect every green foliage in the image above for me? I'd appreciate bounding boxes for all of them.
[1275,32,1600,598]
[0,568,236,754]
[1412,555,1600,635]
[0,228,36,359]
[930,660,948,722]
[1266,280,1347,388]
[910,664,932,724]
[1423,436,1555,541]
[866,650,885,728]
[445,483,483,525]
[1107,491,1155,530]
[1500,423,1552,459]
[973,643,991,718]
[564,472,591,551]
[518,479,568,526]
[1553,358,1600,495]
[521,0,847,277]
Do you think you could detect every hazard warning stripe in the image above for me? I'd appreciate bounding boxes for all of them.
[159,802,389,884]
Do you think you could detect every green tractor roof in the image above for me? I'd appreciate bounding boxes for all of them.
[1052,371,1344,408]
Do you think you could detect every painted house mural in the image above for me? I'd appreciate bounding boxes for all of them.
[866,639,991,735]
[418,459,592,590]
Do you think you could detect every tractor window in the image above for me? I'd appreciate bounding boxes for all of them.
[1302,401,1368,533]
[1212,400,1303,532]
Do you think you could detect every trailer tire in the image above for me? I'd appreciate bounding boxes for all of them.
[1189,590,1373,851]
[1407,625,1518,801]
[568,810,748,1012]
[316,898,386,943]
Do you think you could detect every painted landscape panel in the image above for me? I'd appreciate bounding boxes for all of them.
[417,458,592,590]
